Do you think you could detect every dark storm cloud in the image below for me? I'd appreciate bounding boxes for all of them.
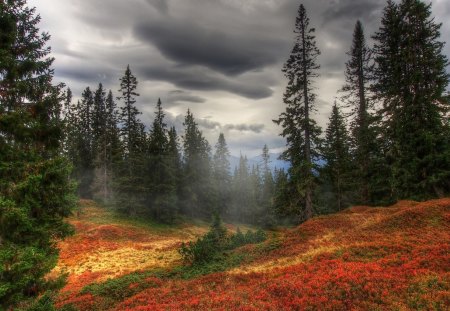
[168,90,206,104]
[134,21,284,76]
[322,0,384,25]
[139,65,273,99]
[55,65,116,86]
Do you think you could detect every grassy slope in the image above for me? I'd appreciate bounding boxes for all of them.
[55,199,450,310]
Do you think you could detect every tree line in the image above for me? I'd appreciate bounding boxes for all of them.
[62,69,280,225]
[276,0,450,222]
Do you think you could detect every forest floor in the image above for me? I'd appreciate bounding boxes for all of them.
[54,199,449,310]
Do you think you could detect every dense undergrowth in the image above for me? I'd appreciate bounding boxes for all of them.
[54,199,449,310]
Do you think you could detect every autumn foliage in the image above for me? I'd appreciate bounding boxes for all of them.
[55,199,450,310]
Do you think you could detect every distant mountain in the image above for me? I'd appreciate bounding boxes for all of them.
[228,153,290,174]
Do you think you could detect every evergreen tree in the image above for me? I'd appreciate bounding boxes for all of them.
[273,168,290,218]
[260,145,275,226]
[322,103,353,211]
[213,133,231,217]
[231,155,251,222]
[117,65,141,156]
[91,89,121,203]
[167,126,182,208]
[274,4,322,221]
[73,87,95,198]
[182,109,213,217]
[115,66,146,215]
[0,1,76,309]
[248,164,262,223]
[373,0,450,200]
[341,20,375,204]
[147,99,177,222]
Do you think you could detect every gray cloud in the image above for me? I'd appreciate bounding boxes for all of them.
[138,65,273,99]
[322,0,384,26]
[144,0,169,14]
[224,123,265,133]
[134,20,284,76]
[168,90,206,104]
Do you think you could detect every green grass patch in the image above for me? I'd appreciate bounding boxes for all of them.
[172,251,247,280]
[81,271,161,300]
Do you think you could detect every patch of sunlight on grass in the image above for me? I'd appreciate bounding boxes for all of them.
[229,232,340,275]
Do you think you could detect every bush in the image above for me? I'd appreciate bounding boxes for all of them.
[179,213,267,265]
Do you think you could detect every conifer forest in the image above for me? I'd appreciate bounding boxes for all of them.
[1,0,449,310]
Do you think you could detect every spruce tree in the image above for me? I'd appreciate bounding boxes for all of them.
[272,168,290,218]
[274,4,322,221]
[341,20,375,204]
[115,66,146,215]
[260,145,275,226]
[213,133,231,217]
[0,1,76,309]
[373,0,450,199]
[72,87,95,198]
[231,155,251,222]
[117,65,141,156]
[322,103,353,211]
[181,109,213,217]
[91,89,121,203]
[147,99,177,222]
[167,126,182,208]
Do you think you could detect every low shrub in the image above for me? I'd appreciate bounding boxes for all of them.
[179,213,266,265]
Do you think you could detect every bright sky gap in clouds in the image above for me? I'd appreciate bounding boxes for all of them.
[30,0,450,157]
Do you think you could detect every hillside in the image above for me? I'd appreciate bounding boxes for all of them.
[54,199,449,310]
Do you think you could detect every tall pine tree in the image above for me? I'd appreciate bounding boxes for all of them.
[182,109,213,217]
[213,133,231,217]
[340,20,376,204]
[0,1,76,308]
[274,4,322,221]
[115,66,146,215]
[146,99,177,222]
[373,0,450,200]
[322,103,353,211]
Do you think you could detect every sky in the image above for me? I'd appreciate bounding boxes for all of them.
[29,0,450,157]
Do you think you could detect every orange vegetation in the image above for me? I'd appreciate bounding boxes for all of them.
[55,199,450,310]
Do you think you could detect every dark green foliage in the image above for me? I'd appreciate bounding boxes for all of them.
[114,66,147,216]
[0,1,76,309]
[146,99,178,223]
[321,103,353,211]
[259,145,276,227]
[340,20,377,205]
[91,87,121,204]
[117,65,142,156]
[274,4,322,222]
[81,271,159,301]
[179,212,227,265]
[179,213,266,265]
[229,228,267,249]
[213,133,232,217]
[181,109,214,217]
[72,87,95,198]
[230,155,254,222]
[373,0,450,200]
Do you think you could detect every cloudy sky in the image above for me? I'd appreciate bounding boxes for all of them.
[29,0,450,157]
